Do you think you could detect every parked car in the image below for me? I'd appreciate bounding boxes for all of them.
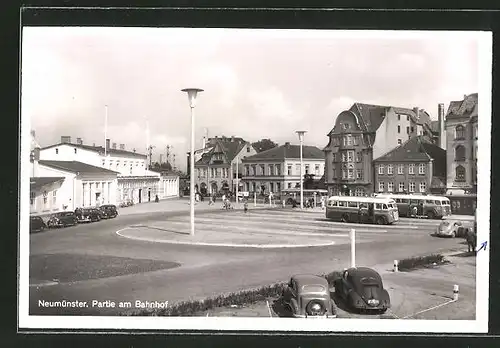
[333,267,390,313]
[47,212,78,228]
[75,208,101,223]
[100,204,118,219]
[281,274,336,318]
[30,215,47,233]
[435,218,474,238]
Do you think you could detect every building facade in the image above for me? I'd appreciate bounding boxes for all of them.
[324,103,435,196]
[38,136,178,204]
[241,142,325,195]
[445,93,478,195]
[194,136,258,196]
[373,136,446,195]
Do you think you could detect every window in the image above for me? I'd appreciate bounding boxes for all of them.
[356,169,363,179]
[270,183,274,193]
[342,169,347,179]
[474,124,478,139]
[378,165,384,175]
[315,164,320,175]
[409,164,415,174]
[455,165,466,181]
[411,126,414,133]
[247,146,250,153]
[398,114,401,121]
[356,152,362,162]
[261,165,265,176]
[455,125,465,139]
[397,139,402,145]
[347,151,354,162]
[52,190,57,205]
[378,182,384,192]
[55,148,59,154]
[388,182,394,192]
[74,148,77,154]
[332,168,336,177]
[347,135,353,146]
[268,165,273,176]
[305,165,310,175]
[397,125,401,133]
[353,136,359,145]
[419,181,427,193]
[409,182,415,193]
[287,165,292,175]
[387,164,394,175]
[338,201,347,207]
[102,160,105,166]
[288,183,292,189]
[455,145,466,161]
[348,201,358,208]
[407,115,410,121]
[418,163,425,175]
[42,191,48,205]
[342,153,346,162]
[332,153,337,162]
[329,200,338,207]
[397,164,404,175]
[355,188,365,197]
[399,182,405,192]
[276,165,281,176]
[348,168,354,179]
[406,126,410,134]
[30,191,35,205]
[295,164,300,175]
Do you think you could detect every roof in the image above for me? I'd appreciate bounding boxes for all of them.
[40,142,147,159]
[242,143,324,161]
[195,137,249,165]
[430,120,440,133]
[373,136,445,163]
[292,274,328,287]
[431,177,446,188]
[38,160,120,175]
[446,93,478,120]
[346,267,383,283]
[30,177,65,190]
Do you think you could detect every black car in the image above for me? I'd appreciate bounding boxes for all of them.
[47,212,78,228]
[100,204,118,219]
[75,208,101,223]
[30,215,47,233]
[333,267,391,313]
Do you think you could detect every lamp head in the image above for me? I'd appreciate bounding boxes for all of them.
[296,130,307,141]
[182,88,204,108]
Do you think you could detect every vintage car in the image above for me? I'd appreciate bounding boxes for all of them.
[30,215,47,233]
[100,204,118,219]
[435,218,474,238]
[333,267,390,313]
[47,212,78,228]
[75,208,101,223]
[281,274,336,318]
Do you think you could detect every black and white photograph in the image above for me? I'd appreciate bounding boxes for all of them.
[19,26,491,333]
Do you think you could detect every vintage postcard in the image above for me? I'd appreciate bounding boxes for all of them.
[18,26,491,333]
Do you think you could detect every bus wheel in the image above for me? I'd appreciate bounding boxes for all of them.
[376,217,386,225]
[427,211,435,219]
[341,214,349,223]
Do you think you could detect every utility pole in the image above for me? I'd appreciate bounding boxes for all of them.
[148,145,155,168]
[173,154,176,171]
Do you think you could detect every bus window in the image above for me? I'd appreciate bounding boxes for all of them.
[425,200,434,204]
[348,201,358,208]
[434,200,441,205]
[401,198,409,203]
[375,203,382,210]
[328,200,337,207]
[442,200,450,206]
[382,204,388,210]
[410,199,419,205]
[395,198,401,203]
[338,201,347,207]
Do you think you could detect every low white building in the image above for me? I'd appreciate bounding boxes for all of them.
[38,136,179,204]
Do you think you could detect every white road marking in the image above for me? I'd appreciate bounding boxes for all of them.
[401,298,457,319]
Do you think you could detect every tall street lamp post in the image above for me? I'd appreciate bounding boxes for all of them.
[296,130,307,209]
[182,88,204,236]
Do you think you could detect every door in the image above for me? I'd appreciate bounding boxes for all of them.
[138,189,142,203]
[148,189,151,202]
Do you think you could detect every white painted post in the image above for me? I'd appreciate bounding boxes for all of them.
[254,192,256,207]
[393,260,399,273]
[453,284,459,300]
[350,228,356,268]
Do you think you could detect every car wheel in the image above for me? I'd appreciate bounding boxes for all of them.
[427,211,435,219]
[341,214,349,223]
[451,231,456,238]
[376,216,386,225]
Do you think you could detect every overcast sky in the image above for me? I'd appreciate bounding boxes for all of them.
[22,27,481,171]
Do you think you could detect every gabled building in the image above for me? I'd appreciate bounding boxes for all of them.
[241,142,325,195]
[194,136,258,196]
[324,102,435,196]
[445,93,478,194]
[373,135,446,195]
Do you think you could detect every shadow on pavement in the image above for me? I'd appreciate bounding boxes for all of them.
[449,251,476,258]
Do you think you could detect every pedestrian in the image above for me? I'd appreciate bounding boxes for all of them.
[244,200,248,213]
[320,196,325,210]
[282,199,286,208]
[411,205,418,217]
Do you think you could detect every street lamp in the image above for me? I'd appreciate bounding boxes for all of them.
[182,88,204,236]
[296,130,307,209]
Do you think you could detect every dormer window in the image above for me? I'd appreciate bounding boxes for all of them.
[342,123,350,130]
[74,148,77,154]
[55,148,59,154]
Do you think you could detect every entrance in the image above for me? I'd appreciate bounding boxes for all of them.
[95,192,101,206]
[148,189,151,202]
[138,189,142,203]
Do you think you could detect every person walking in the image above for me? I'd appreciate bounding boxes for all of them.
[244,199,248,213]
[320,196,325,210]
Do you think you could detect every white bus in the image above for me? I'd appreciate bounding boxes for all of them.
[374,193,451,219]
[326,196,399,225]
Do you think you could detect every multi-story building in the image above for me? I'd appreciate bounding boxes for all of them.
[241,142,325,195]
[324,102,435,196]
[373,135,446,195]
[38,136,179,205]
[445,93,478,194]
[194,136,258,195]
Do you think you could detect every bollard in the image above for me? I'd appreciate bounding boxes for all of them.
[350,229,356,268]
[393,260,399,273]
[254,192,257,207]
[453,284,459,301]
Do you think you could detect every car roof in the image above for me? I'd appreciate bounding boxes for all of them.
[346,267,382,281]
[292,274,328,287]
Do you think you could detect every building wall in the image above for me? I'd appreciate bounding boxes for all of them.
[34,164,76,212]
[39,145,101,166]
[373,161,431,194]
[445,116,475,191]
[30,180,66,215]
[372,109,417,160]
[159,176,180,198]
[79,173,118,207]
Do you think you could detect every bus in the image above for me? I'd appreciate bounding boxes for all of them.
[325,196,399,225]
[445,194,477,215]
[281,188,328,206]
[375,193,451,219]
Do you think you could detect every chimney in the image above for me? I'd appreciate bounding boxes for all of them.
[133,148,136,153]
[413,107,419,122]
[231,136,235,142]
[61,136,71,144]
[106,138,110,150]
[285,142,290,147]
[112,142,117,149]
[93,143,96,147]
[119,144,125,150]
[76,137,83,145]
[438,103,446,149]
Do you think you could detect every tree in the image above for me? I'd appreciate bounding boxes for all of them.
[149,161,172,171]
[252,138,278,153]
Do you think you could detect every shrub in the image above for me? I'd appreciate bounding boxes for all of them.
[397,254,447,272]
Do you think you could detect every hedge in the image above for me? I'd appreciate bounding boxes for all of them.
[397,254,448,272]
